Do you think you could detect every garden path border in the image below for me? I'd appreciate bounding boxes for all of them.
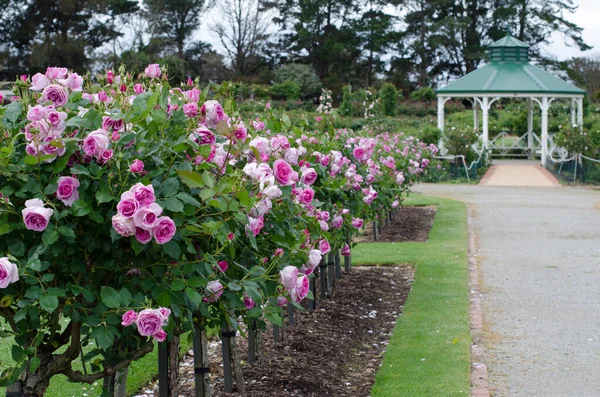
[468,207,490,397]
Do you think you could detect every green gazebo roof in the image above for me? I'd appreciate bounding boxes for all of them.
[437,34,585,96]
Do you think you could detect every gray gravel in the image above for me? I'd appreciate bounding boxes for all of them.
[414,183,600,397]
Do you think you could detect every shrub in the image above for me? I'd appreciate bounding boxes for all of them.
[273,64,322,98]
[339,85,353,116]
[409,87,436,103]
[554,125,595,156]
[420,125,442,145]
[379,83,399,116]
[443,125,480,157]
[270,80,301,100]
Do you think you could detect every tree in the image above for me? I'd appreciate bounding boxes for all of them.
[211,0,269,80]
[106,0,140,70]
[143,0,209,57]
[567,55,600,100]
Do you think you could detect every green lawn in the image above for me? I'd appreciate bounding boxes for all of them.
[352,194,471,396]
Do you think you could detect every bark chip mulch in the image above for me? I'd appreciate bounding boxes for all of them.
[355,206,437,243]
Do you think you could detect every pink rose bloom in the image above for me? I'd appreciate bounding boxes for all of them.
[30,73,50,91]
[136,308,165,336]
[129,183,156,206]
[331,215,343,229]
[184,87,200,102]
[25,143,38,156]
[273,248,284,257]
[152,216,176,244]
[396,172,405,184]
[102,116,124,132]
[277,296,288,307]
[189,126,215,145]
[290,275,309,303]
[270,135,290,151]
[183,102,198,118]
[0,93,3,103]
[227,232,234,241]
[134,84,145,94]
[353,147,365,160]
[265,102,271,109]
[27,105,47,122]
[341,243,351,256]
[133,203,163,230]
[83,129,110,158]
[273,159,293,186]
[245,216,264,237]
[300,168,317,186]
[112,214,136,237]
[391,200,399,208]
[305,249,322,275]
[233,123,247,142]
[200,100,225,127]
[352,218,364,229]
[57,73,83,91]
[130,159,144,173]
[117,191,140,218]
[145,64,162,79]
[217,260,228,272]
[0,257,19,289]
[56,176,80,206]
[319,220,329,231]
[121,310,138,326]
[316,211,329,221]
[242,293,255,310]
[296,187,314,205]
[100,149,113,163]
[135,227,153,244]
[45,67,68,80]
[41,85,68,107]
[318,238,331,255]
[22,198,53,232]
[280,266,298,291]
[422,158,430,168]
[205,280,224,302]
[97,91,109,102]
[153,329,167,342]
[106,70,114,84]
[159,307,171,319]
[119,84,127,92]
[252,120,265,130]
[47,110,67,129]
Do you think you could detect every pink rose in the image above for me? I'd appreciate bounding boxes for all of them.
[233,123,247,142]
[130,159,144,173]
[0,257,19,289]
[184,87,200,102]
[242,293,255,310]
[134,84,145,94]
[273,248,284,257]
[205,280,224,302]
[145,64,162,78]
[318,238,331,255]
[135,227,153,244]
[45,67,68,80]
[30,73,50,91]
[136,309,165,337]
[133,203,163,230]
[396,172,405,184]
[200,100,225,127]
[331,215,343,229]
[57,73,83,91]
[265,102,271,109]
[100,149,113,163]
[121,310,138,326]
[22,198,53,232]
[352,218,364,229]
[153,329,167,342]
[217,261,228,272]
[183,102,198,118]
[112,214,136,237]
[159,307,171,319]
[392,200,399,208]
[41,85,68,107]
[106,70,114,84]
[290,275,309,303]
[353,147,365,160]
[98,91,109,102]
[276,296,288,307]
[117,191,140,218]
[341,243,351,256]
[245,216,264,237]
[27,105,47,122]
[300,168,317,186]
[273,159,293,186]
[47,111,67,129]
[296,187,314,205]
[56,176,80,206]
[252,120,265,130]
[189,126,216,145]
[319,220,329,231]
[102,116,124,132]
[129,183,156,206]
[279,265,298,291]
[303,249,322,275]
[0,93,3,103]
[83,129,110,158]
[152,216,176,244]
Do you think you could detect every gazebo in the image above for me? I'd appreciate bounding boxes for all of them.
[436,34,586,167]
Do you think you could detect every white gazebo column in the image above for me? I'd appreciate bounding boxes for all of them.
[541,97,549,167]
[437,96,446,132]
[473,98,479,132]
[527,98,534,159]
[577,97,583,130]
[482,97,489,149]
[570,99,576,126]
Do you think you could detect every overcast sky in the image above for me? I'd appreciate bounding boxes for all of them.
[544,0,600,60]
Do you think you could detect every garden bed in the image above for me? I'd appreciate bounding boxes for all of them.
[355,206,437,243]
[134,266,414,397]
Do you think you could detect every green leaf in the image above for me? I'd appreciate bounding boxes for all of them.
[202,171,215,189]
[228,282,242,291]
[24,155,40,165]
[41,229,59,247]
[185,287,203,309]
[11,345,25,362]
[163,241,181,259]
[43,183,57,195]
[176,192,201,208]
[164,197,184,212]
[100,286,121,308]
[0,223,10,237]
[177,170,205,189]
[91,327,114,350]
[70,164,90,176]
[58,226,75,238]
[29,357,41,373]
[41,273,55,282]
[8,240,25,257]
[39,295,59,313]
[119,288,132,306]
[5,101,23,123]
[236,190,250,208]
[171,280,186,291]
[95,189,114,204]
[71,199,92,216]
[198,189,215,202]
[161,177,180,197]
[264,309,283,327]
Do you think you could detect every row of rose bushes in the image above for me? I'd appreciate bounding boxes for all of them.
[0,65,436,396]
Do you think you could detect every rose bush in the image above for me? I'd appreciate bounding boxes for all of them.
[0,65,435,396]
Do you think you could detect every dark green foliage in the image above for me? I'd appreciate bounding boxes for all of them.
[273,64,322,98]
[270,80,302,100]
[379,83,399,116]
[410,87,436,103]
[420,125,442,145]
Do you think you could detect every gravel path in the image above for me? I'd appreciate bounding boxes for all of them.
[414,182,600,397]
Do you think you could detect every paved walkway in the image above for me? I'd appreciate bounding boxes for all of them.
[414,181,600,396]
[480,160,560,187]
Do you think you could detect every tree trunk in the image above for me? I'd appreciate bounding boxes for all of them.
[168,335,180,396]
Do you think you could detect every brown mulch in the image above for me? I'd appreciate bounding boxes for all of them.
[355,206,437,243]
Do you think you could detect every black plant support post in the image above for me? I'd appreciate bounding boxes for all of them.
[287,302,295,326]
[327,253,335,291]
[319,257,328,300]
[373,219,378,241]
[273,323,280,343]
[248,320,257,365]
[221,322,234,393]
[158,342,169,397]
[335,250,342,279]
[193,326,211,397]
[309,273,317,311]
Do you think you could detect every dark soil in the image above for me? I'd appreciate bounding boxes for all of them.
[355,206,437,243]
